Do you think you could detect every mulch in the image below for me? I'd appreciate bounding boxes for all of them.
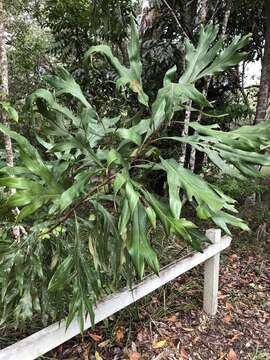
[47,235,270,360]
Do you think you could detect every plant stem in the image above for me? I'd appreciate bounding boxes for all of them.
[41,174,116,236]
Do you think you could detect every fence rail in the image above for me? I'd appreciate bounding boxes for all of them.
[0,229,231,360]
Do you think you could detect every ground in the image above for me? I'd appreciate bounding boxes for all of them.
[45,205,270,360]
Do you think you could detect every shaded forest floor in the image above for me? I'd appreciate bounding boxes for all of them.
[45,204,270,360]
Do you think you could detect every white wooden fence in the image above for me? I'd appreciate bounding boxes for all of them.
[0,229,231,360]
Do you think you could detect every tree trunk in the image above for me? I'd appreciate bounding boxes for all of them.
[139,0,160,43]
[179,100,192,166]
[0,1,26,238]
[0,0,14,167]
[254,0,270,123]
[221,0,231,37]
[199,0,208,24]
[118,40,129,66]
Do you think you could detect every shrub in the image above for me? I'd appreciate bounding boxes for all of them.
[1,20,270,329]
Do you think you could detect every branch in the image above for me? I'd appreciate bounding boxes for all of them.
[161,0,193,42]
[40,174,115,236]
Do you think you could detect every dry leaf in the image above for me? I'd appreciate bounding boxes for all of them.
[98,340,110,348]
[137,331,144,342]
[152,339,167,349]
[115,327,125,342]
[181,327,194,332]
[218,292,227,300]
[131,341,137,352]
[218,351,226,359]
[89,333,102,342]
[194,336,200,343]
[82,347,90,360]
[223,314,232,323]
[230,254,239,261]
[230,333,241,342]
[167,315,177,322]
[180,347,188,359]
[225,302,234,311]
[95,351,103,360]
[228,348,238,360]
[234,307,242,315]
[129,351,143,360]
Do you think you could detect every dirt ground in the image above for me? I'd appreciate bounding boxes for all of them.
[46,221,270,360]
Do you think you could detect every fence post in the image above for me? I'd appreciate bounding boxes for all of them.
[203,228,221,316]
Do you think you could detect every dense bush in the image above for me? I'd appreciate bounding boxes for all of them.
[1,20,270,330]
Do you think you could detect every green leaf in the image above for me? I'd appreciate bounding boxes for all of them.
[127,202,159,278]
[113,173,127,195]
[150,64,211,134]
[151,81,210,129]
[125,182,139,215]
[162,136,241,178]
[231,118,270,151]
[0,166,28,176]
[199,34,251,79]
[165,126,270,178]
[85,44,127,80]
[17,200,44,221]
[188,229,208,251]
[201,147,241,177]
[85,18,149,107]
[145,206,156,229]
[196,205,210,220]
[142,190,172,234]
[209,209,249,235]
[232,161,263,178]
[180,24,251,83]
[166,166,181,219]
[163,65,177,86]
[57,172,91,211]
[45,65,92,108]
[107,149,123,167]
[91,200,123,275]
[0,101,18,122]
[6,191,34,207]
[20,151,53,184]
[118,198,130,239]
[25,88,80,126]
[189,121,270,154]
[48,256,73,292]
[116,128,141,146]
[160,158,225,213]
[0,123,41,160]
[180,24,219,83]
[0,177,43,191]
[15,287,33,320]
[186,122,270,174]
[148,99,166,137]
[24,88,55,110]
[141,189,195,244]
[127,17,149,107]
